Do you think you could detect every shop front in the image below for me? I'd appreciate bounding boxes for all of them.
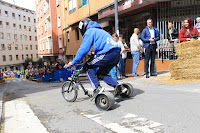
[97,0,200,74]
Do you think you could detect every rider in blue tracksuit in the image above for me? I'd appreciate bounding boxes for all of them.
[68,18,121,98]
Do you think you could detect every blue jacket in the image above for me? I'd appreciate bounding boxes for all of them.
[141,27,160,48]
[71,21,121,65]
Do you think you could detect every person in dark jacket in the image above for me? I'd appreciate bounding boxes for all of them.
[68,18,122,99]
[167,22,178,41]
[141,19,160,78]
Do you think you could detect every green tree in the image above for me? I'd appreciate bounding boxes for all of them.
[24,57,33,69]
[37,58,43,68]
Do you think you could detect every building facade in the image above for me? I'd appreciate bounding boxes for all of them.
[0,0,38,71]
[35,0,65,64]
[62,0,200,73]
[63,0,114,62]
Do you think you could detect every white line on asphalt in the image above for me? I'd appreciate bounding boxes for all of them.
[81,112,163,133]
[4,99,49,133]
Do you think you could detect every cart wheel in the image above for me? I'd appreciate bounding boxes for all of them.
[62,81,78,102]
[95,92,115,111]
[120,83,134,98]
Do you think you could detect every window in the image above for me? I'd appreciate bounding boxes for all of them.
[58,37,62,48]
[30,45,32,50]
[13,23,16,29]
[12,13,15,19]
[43,41,45,51]
[1,44,5,50]
[28,17,30,22]
[8,44,11,50]
[35,36,37,41]
[36,45,38,50]
[23,16,26,21]
[5,11,8,17]
[16,55,19,60]
[46,16,51,30]
[37,12,39,21]
[45,22,47,32]
[29,26,31,32]
[36,54,38,58]
[6,22,9,28]
[9,55,12,61]
[31,54,33,59]
[69,0,76,14]
[67,31,70,42]
[0,9,1,16]
[24,25,26,30]
[7,33,10,40]
[18,14,21,20]
[15,44,18,50]
[57,15,61,27]
[48,36,52,49]
[40,42,41,51]
[25,35,27,40]
[26,54,28,57]
[56,0,60,6]
[46,40,48,49]
[40,9,43,18]
[78,0,88,8]
[21,44,23,50]
[34,19,36,23]
[20,35,22,40]
[34,27,36,32]
[19,24,22,29]
[39,27,40,36]
[29,36,32,41]
[14,34,17,39]
[0,21,2,28]
[25,45,28,50]
[2,55,6,62]
[22,55,24,60]
[0,32,4,39]
[41,25,43,34]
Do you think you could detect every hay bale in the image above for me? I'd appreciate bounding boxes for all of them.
[29,77,34,81]
[0,80,5,83]
[170,40,200,80]
[36,78,42,83]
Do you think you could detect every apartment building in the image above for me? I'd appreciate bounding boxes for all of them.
[63,0,200,74]
[63,0,114,61]
[36,0,64,63]
[0,0,38,71]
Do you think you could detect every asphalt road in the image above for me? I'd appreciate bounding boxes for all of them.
[1,74,200,133]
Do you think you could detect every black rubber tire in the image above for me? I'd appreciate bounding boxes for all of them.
[120,83,134,98]
[95,92,115,111]
[62,81,78,102]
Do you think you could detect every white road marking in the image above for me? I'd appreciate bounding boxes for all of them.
[82,112,163,133]
[4,99,49,133]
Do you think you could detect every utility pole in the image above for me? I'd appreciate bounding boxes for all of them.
[115,0,119,36]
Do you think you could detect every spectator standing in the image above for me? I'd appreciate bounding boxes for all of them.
[195,17,200,37]
[167,22,179,45]
[179,17,199,43]
[130,28,143,77]
[111,33,121,80]
[118,35,129,78]
[141,19,160,78]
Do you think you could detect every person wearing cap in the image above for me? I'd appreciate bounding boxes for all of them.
[68,18,122,99]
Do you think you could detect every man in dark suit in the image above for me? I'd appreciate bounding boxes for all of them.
[141,19,160,78]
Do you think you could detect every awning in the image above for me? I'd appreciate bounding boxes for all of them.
[97,0,143,19]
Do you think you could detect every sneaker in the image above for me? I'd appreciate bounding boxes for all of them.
[132,75,139,77]
[91,86,105,101]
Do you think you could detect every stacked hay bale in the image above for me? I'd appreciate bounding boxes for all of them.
[170,40,200,80]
